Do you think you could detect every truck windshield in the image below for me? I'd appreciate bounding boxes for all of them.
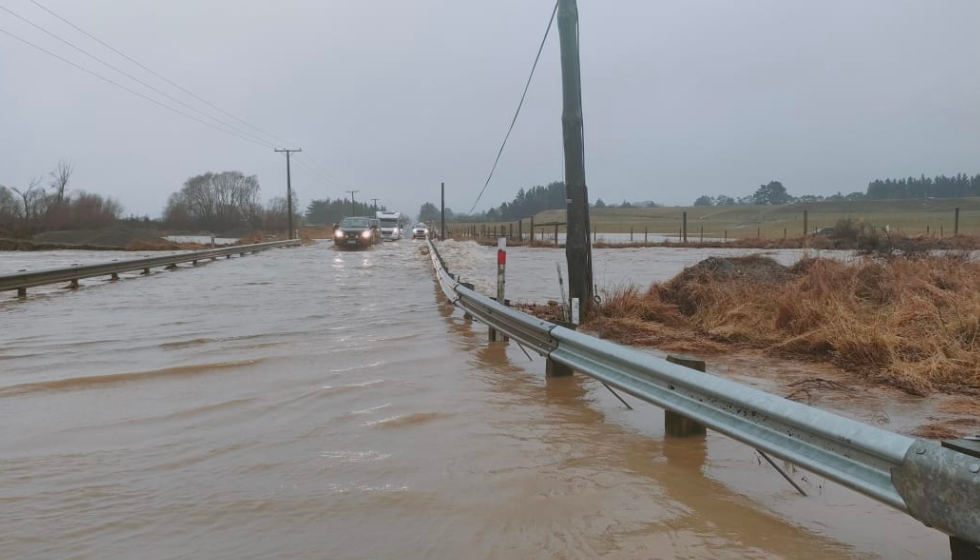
[380,219,398,227]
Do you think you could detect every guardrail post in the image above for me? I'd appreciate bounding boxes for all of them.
[69,279,79,289]
[547,357,573,377]
[17,287,26,298]
[110,273,120,281]
[490,237,508,342]
[665,355,708,437]
[142,268,150,275]
[942,438,980,559]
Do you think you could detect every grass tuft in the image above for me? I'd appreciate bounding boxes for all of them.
[588,254,980,395]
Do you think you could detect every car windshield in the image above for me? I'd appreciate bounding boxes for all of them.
[340,217,371,229]
[415,224,427,229]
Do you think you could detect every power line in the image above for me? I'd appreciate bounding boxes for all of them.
[0,24,275,148]
[466,0,558,216]
[0,2,278,149]
[290,156,334,188]
[7,0,343,186]
[24,0,297,149]
[298,152,336,181]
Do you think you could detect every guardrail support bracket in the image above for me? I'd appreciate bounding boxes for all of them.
[666,355,708,437]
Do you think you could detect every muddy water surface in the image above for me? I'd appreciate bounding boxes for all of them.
[0,241,943,559]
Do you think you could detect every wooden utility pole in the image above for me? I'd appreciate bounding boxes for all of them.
[557,0,594,320]
[371,198,381,211]
[346,190,359,216]
[441,182,446,242]
[274,148,301,239]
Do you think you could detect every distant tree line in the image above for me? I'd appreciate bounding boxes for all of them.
[691,173,980,207]
[593,198,658,209]
[306,198,387,225]
[162,171,298,233]
[0,159,123,236]
[866,174,980,200]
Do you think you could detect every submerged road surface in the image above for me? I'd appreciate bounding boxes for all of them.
[0,241,944,559]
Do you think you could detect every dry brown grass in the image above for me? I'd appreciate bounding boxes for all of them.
[588,254,980,395]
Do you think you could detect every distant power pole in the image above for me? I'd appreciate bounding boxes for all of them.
[557,0,594,319]
[440,182,445,242]
[371,198,381,211]
[274,148,301,240]
[346,190,359,216]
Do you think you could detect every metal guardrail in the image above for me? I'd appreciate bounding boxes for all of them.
[425,239,980,548]
[1,240,300,295]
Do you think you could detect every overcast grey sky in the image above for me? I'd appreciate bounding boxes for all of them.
[1,0,979,217]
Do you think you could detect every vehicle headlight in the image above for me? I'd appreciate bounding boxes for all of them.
[361,230,372,239]
[334,229,344,237]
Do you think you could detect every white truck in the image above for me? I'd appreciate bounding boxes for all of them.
[375,211,403,241]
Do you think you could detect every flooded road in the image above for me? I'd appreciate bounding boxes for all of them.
[0,241,944,559]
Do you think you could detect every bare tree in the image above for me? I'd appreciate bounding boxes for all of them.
[0,185,19,228]
[49,159,73,205]
[164,171,263,232]
[11,177,42,223]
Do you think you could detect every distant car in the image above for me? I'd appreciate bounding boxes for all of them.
[334,216,381,249]
[412,223,429,240]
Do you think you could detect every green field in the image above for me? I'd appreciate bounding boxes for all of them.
[461,197,980,239]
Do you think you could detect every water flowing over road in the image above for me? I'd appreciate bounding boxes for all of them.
[0,241,943,559]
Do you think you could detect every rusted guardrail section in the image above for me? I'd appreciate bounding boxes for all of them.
[426,239,980,556]
[1,240,300,297]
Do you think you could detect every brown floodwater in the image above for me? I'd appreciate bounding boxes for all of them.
[0,241,946,559]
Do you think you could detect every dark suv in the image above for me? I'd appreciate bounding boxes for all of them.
[334,217,381,250]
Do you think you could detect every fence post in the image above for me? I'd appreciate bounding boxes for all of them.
[644,226,648,243]
[593,225,597,242]
[682,211,688,243]
[724,230,727,243]
[530,217,535,246]
[803,210,808,237]
[955,207,960,235]
[665,355,708,437]
[554,223,559,244]
[518,219,523,242]
[630,226,634,243]
[700,226,704,243]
